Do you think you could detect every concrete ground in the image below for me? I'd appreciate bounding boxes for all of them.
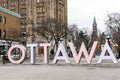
[0,64,120,80]
[0,57,120,80]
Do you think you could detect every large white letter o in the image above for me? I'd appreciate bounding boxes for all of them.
[8,45,26,64]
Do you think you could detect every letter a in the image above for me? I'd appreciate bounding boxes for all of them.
[53,43,70,64]
[97,42,118,63]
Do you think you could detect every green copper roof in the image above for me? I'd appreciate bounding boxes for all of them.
[0,7,20,18]
[93,16,97,25]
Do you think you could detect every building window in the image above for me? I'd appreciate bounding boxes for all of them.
[20,8,26,15]
[36,7,45,14]
[0,16,2,23]
[36,7,42,13]
[3,17,6,24]
[0,2,4,7]
[3,30,6,38]
[36,0,40,3]
[36,18,43,24]
[43,7,45,12]
[20,19,27,25]
[0,3,1,7]
[36,0,44,3]
[0,29,1,38]
[1,2,6,8]
[10,1,16,6]
[21,0,27,5]
[0,16,6,24]
[11,9,16,12]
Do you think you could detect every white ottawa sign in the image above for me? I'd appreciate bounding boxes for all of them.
[7,41,118,64]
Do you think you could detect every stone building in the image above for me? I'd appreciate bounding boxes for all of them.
[0,7,21,41]
[0,0,67,43]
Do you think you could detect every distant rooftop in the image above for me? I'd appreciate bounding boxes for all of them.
[0,7,20,18]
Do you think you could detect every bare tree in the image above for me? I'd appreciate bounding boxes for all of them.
[105,13,120,46]
[68,24,89,50]
[9,28,21,41]
[68,24,78,41]
[36,18,67,49]
[105,13,120,58]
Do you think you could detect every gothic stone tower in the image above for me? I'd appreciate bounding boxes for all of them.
[92,16,98,41]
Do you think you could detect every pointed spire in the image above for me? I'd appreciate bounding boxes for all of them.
[93,16,97,27]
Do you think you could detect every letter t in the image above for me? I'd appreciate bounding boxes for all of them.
[40,43,51,64]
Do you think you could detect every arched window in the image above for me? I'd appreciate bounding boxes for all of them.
[3,17,6,23]
[3,30,6,38]
[0,16,2,23]
[0,29,1,38]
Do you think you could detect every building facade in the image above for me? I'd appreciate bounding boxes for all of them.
[0,0,67,43]
[0,7,21,41]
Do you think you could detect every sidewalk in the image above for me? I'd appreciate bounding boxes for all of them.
[0,56,120,80]
[0,63,120,80]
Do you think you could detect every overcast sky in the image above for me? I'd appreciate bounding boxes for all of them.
[68,0,120,33]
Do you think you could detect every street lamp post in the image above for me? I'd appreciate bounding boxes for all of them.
[106,35,111,46]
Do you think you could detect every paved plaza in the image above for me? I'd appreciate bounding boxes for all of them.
[0,57,120,80]
[0,64,120,80]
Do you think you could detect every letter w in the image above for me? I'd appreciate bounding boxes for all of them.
[68,41,98,63]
